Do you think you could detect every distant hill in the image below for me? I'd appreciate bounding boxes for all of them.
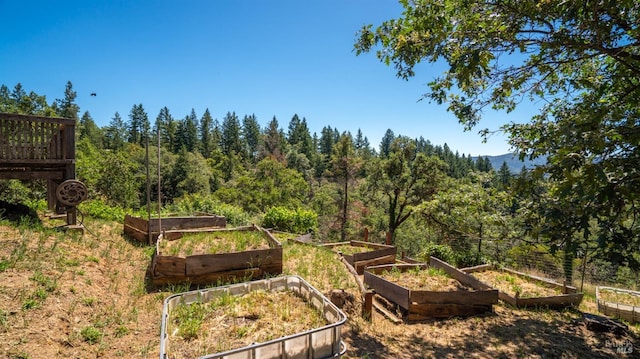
[473,153,547,173]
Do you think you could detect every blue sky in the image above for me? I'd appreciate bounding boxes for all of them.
[1,0,534,156]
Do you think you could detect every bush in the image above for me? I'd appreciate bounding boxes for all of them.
[418,242,457,265]
[170,194,250,226]
[262,207,318,234]
[78,199,127,222]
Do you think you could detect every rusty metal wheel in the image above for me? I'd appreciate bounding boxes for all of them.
[56,180,88,207]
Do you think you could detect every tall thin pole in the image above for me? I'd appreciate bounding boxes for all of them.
[145,134,151,244]
[157,123,162,236]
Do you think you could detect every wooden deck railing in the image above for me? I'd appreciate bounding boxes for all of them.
[0,113,75,164]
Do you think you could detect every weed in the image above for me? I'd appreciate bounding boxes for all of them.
[86,255,100,264]
[0,259,9,272]
[0,309,8,332]
[22,298,40,310]
[115,325,129,338]
[33,288,47,300]
[29,271,57,292]
[80,325,103,344]
[83,297,98,307]
[62,258,80,267]
[172,300,209,340]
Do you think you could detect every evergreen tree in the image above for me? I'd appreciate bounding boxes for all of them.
[242,114,261,163]
[329,132,362,241]
[498,161,513,190]
[127,104,149,146]
[260,116,285,162]
[379,129,395,158]
[55,81,80,120]
[79,111,103,148]
[155,107,176,152]
[174,109,199,153]
[220,111,243,157]
[103,112,127,150]
[200,109,214,158]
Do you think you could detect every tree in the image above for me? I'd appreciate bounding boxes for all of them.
[260,116,286,162]
[242,114,261,163]
[176,109,199,153]
[155,107,177,152]
[328,132,362,241]
[215,158,308,213]
[127,104,149,146]
[420,173,516,266]
[78,111,103,148]
[287,114,315,162]
[355,0,640,271]
[497,161,513,190]
[55,81,79,120]
[363,136,448,243]
[220,111,243,157]
[379,129,395,158]
[103,112,127,150]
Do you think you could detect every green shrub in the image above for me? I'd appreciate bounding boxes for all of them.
[262,207,318,234]
[418,242,457,265]
[80,325,102,344]
[171,194,250,226]
[79,199,127,221]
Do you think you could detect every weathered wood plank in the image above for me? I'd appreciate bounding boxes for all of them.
[149,216,227,232]
[125,214,149,232]
[408,303,492,320]
[460,263,494,274]
[502,267,577,293]
[354,254,397,274]
[123,224,149,243]
[153,255,186,278]
[410,289,498,306]
[515,293,584,308]
[185,248,283,276]
[364,270,410,309]
[430,256,493,290]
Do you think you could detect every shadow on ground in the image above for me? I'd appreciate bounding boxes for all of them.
[344,308,639,358]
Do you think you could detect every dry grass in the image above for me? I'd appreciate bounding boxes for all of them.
[470,270,563,298]
[378,266,470,291]
[0,217,638,359]
[331,244,372,256]
[599,288,640,307]
[167,289,326,358]
[158,229,270,257]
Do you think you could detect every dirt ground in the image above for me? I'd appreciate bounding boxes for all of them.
[0,217,638,358]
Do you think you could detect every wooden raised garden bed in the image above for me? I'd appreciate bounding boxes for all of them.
[323,240,396,274]
[160,276,347,359]
[364,257,498,322]
[151,225,282,286]
[124,213,226,244]
[597,286,640,323]
[462,264,583,309]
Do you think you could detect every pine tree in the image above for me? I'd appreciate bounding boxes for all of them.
[79,111,103,148]
[127,104,149,146]
[242,114,261,163]
[200,109,214,158]
[55,81,80,120]
[220,111,243,157]
[260,116,285,162]
[379,129,395,158]
[103,112,127,150]
[155,107,176,152]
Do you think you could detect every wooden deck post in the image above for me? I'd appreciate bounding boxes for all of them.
[363,227,369,242]
[363,289,375,321]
